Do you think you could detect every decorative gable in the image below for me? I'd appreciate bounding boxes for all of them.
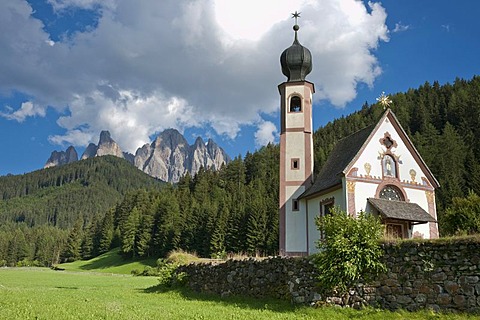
[345,110,439,190]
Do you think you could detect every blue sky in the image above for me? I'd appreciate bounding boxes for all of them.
[1,0,479,176]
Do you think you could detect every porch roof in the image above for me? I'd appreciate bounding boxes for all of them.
[367,198,436,223]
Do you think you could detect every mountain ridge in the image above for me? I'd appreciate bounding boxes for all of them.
[44,129,230,183]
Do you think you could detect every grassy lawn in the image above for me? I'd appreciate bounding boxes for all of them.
[1,268,478,320]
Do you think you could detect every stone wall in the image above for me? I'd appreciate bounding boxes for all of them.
[176,239,480,313]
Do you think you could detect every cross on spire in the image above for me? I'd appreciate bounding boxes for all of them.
[292,11,301,25]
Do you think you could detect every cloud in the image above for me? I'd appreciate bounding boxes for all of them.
[47,0,115,11]
[392,22,410,33]
[0,0,389,151]
[254,120,278,147]
[0,101,46,122]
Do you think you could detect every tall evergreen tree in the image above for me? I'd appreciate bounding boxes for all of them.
[121,207,140,257]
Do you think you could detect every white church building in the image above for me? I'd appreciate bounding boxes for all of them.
[278,15,439,256]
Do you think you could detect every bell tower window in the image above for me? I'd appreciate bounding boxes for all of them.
[289,96,302,112]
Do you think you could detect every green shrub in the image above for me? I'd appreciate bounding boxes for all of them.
[441,191,480,236]
[313,207,386,294]
[157,263,187,287]
[130,269,141,276]
[210,250,227,259]
[16,259,42,267]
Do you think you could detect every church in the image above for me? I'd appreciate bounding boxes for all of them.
[278,14,439,256]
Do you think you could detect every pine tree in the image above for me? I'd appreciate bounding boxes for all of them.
[121,207,140,257]
[61,219,83,262]
[98,209,115,254]
[152,193,182,257]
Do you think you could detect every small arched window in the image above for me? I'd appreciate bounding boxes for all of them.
[289,96,302,112]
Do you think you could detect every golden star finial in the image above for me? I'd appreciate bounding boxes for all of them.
[376,91,392,110]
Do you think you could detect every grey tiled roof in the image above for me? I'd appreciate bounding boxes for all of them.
[299,124,375,199]
[368,198,436,223]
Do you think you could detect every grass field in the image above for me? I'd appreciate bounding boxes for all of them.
[1,268,479,320]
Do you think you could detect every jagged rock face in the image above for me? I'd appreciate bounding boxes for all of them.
[207,139,229,170]
[134,129,230,183]
[137,129,189,182]
[65,146,78,164]
[189,137,213,174]
[44,146,79,168]
[80,131,124,160]
[81,143,98,160]
[123,152,135,165]
[95,131,124,158]
[45,129,230,182]
[134,143,151,169]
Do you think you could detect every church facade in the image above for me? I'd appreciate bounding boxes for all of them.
[279,16,439,256]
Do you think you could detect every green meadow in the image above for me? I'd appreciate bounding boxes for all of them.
[0,251,478,319]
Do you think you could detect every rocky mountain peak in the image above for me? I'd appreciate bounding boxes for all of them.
[80,130,124,159]
[194,136,205,148]
[45,129,230,183]
[44,145,79,168]
[155,128,188,149]
[81,143,98,160]
[99,130,114,144]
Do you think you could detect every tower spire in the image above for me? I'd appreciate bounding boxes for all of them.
[292,11,301,42]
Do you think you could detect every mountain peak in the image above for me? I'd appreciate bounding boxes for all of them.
[44,146,79,168]
[99,130,114,144]
[45,129,230,182]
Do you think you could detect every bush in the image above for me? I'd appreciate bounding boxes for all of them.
[130,269,141,276]
[441,191,480,236]
[157,262,188,287]
[16,259,42,267]
[313,207,386,294]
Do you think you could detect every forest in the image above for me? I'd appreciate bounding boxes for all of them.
[1,76,480,266]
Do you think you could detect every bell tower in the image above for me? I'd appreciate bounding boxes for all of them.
[279,12,314,256]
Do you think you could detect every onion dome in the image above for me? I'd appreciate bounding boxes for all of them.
[280,12,312,82]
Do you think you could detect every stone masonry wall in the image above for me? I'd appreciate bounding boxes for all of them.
[176,239,480,313]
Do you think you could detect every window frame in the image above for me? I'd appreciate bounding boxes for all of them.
[291,158,300,170]
[288,95,302,113]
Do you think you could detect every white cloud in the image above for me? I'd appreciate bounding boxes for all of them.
[47,0,115,11]
[254,120,278,147]
[393,22,410,33]
[0,0,389,152]
[0,101,46,122]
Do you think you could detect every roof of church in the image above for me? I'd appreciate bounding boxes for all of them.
[299,108,439,199]
[299,124,376,199]
[367,198,436,223]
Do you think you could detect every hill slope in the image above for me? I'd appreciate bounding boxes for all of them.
[0,156,164,228]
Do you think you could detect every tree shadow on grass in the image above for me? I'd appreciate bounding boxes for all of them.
[78,250,155,271]
[142,284,298,314]
[79,254,125,271]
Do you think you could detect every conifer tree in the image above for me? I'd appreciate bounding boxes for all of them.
[98,208,115,254]
[121,207,140,257]
[61,218,83,262]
